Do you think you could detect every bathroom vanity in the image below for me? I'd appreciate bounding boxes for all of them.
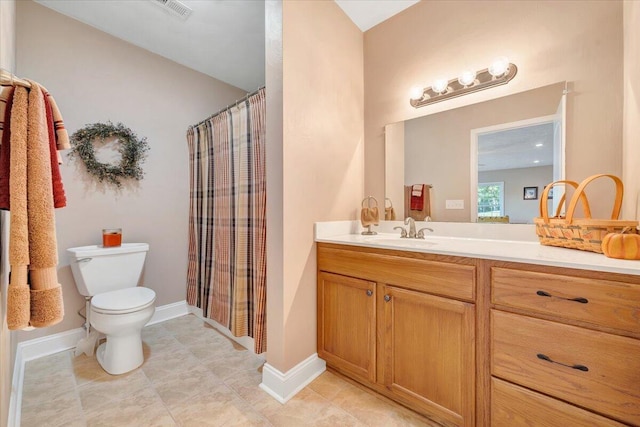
[315,222,640,427]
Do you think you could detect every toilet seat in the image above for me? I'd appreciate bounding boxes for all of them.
[91,287,156,315]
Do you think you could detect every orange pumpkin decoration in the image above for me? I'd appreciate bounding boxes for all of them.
[601,227,640,260]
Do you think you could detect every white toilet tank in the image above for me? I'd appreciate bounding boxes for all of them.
[67,243,149,297]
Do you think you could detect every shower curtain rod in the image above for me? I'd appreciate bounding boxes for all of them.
[0,68,32,88]
[191,85,265,129]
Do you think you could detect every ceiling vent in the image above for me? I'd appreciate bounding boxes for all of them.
[150,0,193,20]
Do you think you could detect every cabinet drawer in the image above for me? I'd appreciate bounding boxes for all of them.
[491,267,640,335]
[318,245,475,301]
[491,310,640,426]
[492,378,625,427]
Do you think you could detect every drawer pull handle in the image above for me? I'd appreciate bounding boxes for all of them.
[536,290,589,304]
[536,353,589,372]
[384,295,391,302]
[366,290,373,297]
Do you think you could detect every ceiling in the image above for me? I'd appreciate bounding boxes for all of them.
[478,122,555,172]
[35,0,419,92]
[334,0,420,31]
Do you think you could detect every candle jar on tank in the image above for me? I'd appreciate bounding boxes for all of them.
[102,228,122,247]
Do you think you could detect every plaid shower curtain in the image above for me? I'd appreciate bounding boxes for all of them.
[186,88,266,354]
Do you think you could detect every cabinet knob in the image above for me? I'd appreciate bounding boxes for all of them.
[384,295,391,302]
[366,289,373,297]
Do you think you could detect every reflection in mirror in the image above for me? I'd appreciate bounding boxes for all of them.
[470,108,564,223]
[385,82,566,223]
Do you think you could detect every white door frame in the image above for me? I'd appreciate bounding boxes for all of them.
[469,114,558,222]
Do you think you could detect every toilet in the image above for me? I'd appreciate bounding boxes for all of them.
[67,243,155,375]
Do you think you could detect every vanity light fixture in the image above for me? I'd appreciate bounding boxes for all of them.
[458,69,477,87]
[410,57,518,108]
[431,78,449,94]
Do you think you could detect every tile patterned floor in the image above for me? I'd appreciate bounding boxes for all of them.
[20,314,441,427]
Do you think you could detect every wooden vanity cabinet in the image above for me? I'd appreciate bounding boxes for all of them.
[318,241,640,426]
[489,263,640,426]
[317,243,477,427]
[381,285,475,427]
[317,271,376,383]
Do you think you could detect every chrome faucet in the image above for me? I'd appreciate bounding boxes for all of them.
[417,227,434,238]
[395,217,433,239]
[393,226,407,238]
[405,217,417,238]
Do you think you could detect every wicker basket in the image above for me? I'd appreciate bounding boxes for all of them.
[534,174,639,253]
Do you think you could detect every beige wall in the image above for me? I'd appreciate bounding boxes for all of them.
[623,1,640,220]
[15,1,245,342]
[365,1,624,219]
[402,83,563,221]
[265,0,285,368]
[268,0,364,372]
[0,1,16,425]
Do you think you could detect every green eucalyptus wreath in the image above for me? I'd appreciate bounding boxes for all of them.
[69,122,149,188]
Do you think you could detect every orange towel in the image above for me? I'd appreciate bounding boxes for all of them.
[7,82,64,330]
[361,207,380,227]
[0,86,67,209]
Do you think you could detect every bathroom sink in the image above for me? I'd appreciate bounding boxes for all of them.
[366,237,437,248]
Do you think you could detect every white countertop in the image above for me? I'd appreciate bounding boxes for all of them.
[315,221,640,276]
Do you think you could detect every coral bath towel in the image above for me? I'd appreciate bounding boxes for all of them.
[7,83,64,330]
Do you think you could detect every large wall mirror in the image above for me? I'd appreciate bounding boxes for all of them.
[385,82,566,223]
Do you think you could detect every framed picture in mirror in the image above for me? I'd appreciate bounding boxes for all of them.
[523,186,538,200]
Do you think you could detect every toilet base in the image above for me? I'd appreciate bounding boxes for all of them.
[96,335,144,375]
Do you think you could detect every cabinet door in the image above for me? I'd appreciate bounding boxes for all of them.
[382,286,475,427]
[318,271,376,383]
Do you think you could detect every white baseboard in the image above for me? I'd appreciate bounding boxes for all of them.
[260,353,326,403]
[7,347,22,427]
[187,305,259,356]
[147,300,189,326]
[8,300,189,427]
[9,327,85,427]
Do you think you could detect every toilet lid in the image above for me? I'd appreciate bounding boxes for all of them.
[91,287,156,314]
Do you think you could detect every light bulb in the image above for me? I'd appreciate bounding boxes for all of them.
[431,78,448,94]
[489,57,510,77]
[458,70,476,87]
[409,86,424,101]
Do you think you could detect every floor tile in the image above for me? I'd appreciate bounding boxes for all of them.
[21,388,85,427]
[153,364,223,407]
[140,346,203,383]
[77,369,150,413]
[21,369,77,406]
[165,383,242,426]
[307,370,350,401]
[72,353,111,386]
[23,350,72,381]
[21,314,440,427]
[85,387,176,427]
